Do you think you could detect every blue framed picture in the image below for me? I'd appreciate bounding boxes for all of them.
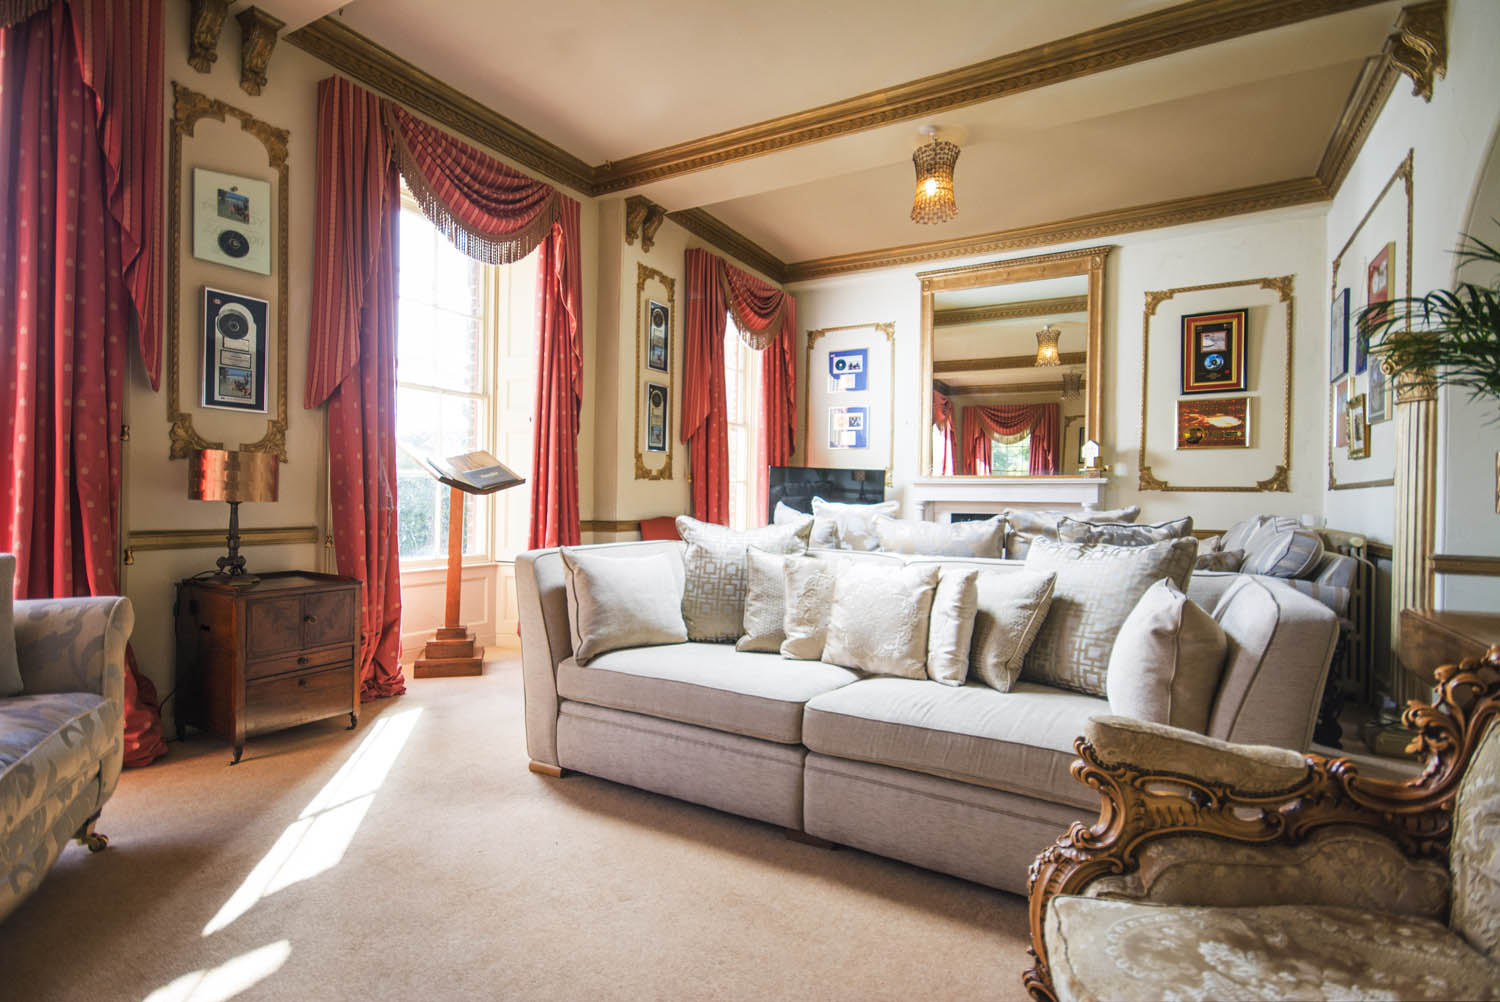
[828,406,868,449]
[827,348,867,392]
[1330,287,1349,382]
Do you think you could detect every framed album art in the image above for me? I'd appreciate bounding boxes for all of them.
[1329,288,1349,382]
[644,382,668,453]
[827,348,868,392]
[192,168,272,275]
[1180,309,1248,394]
[201,287,269,412]
[1176,397,1249,449]
[1346,392,1370,459]
[1368,357,1390,423]
[828,406,869,450]
[1332,377,1351,449]
[646,299,669,373]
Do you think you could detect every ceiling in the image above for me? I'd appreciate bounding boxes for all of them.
[272,0,1412,276]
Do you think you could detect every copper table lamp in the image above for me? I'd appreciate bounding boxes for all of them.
[189,449,279,584]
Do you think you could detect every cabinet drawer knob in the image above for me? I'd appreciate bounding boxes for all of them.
[297,655,310,666]
[304,614,319,625]
[297,677,309,688]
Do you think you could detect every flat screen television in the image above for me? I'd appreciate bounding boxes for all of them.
[768,466,885,515]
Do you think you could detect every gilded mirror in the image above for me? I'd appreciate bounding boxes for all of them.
[919,246,1111,478]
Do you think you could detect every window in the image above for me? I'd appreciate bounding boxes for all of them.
[394,195,537,564]
[990,435,1031,475]
[724,319,761,530]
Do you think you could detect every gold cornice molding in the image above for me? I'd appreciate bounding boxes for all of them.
[946,377,1084,396]
[935,351,1086,374]
[624,195,667,252]
[666,208,788,284]
[284,17,596,195]
[934,296,1089,327]
[1431,554,1500,577]
[591,0,1394,194]
[124,525,318,563]
[790,178,1327,283]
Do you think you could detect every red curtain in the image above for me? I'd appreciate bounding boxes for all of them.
[932,391,956,475]
[722,264,796,526]
[961,403,1060,476]
[682,249,729,524]
[0,0,166,765]
[528,198,582,549]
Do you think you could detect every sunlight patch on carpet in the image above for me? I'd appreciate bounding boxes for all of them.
[202,709,423,936]
[140,940,291,1002]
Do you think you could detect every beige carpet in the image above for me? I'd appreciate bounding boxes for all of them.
[0,654,1034,1002]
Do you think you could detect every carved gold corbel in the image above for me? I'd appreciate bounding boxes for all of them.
[624,195,667,252]
[1389,1,1447,102]
[187,0,229,73]
[237,6,285,96]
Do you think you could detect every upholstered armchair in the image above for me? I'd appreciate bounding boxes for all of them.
[1025,645,1500,1001]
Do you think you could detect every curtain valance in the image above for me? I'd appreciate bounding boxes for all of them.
[961,403,1059,476]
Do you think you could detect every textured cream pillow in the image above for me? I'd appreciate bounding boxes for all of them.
[1196,549,1245,572]
[969,569,1057,692]
[1021,536,1198,697]
[1003,505,1141,559]
[676,515,812,641]
[926,569,979,685]
[1106,579,1228,733]
[561,548,687,665]
[873,515,1004,558]
[1056,515,1194,547]
[811,497,899,551]
[822,563,939,678]
[781,555,839,660]
[736,548,786,653]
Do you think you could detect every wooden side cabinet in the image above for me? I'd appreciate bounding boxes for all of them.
[176,571,362,763]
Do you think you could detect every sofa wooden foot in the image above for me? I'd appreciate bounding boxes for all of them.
[528,760,565,778]
[75,816,109,853]
[784,828,836,849]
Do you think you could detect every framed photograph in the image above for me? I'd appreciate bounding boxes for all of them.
[1346,393,1370,459]
[1366,241,1396,324]
[1329,288,1349,382]
[827,348,868,392]
[828,406,868,450]
[201,287,268,412]
[1333,377,1351,449]
[192,168,272,275]
[1368,357,1390,423]
[1176,397,1249,449]
[646,299,669,373]
[644,382,668,453]
[1180,309,1247,394]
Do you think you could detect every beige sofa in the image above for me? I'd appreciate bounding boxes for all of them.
[516,542,1339,894]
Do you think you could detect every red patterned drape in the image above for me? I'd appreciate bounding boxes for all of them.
[682,249,729,524]
[722,264,796,526]
[0,0,166,765]
[932,391,956,476]
[961,403,1060,476]
[528,197,582,549]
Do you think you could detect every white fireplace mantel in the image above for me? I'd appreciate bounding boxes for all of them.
[908,476,1107,521]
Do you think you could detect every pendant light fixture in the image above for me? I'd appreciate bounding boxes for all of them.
[1035,323,1062,366]
[911,127,960,224]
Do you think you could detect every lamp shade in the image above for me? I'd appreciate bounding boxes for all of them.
[1035,324,1062,366]
[911,138,959,224]
[189,449,279,503]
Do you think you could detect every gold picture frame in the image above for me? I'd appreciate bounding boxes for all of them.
[167,82,289,461]
[633,262,675,480]
[805,322,895,487]
[1346,393,1371,460]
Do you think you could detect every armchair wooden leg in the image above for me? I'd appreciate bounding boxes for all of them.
[74,814,109,853]
[528,760,564,778]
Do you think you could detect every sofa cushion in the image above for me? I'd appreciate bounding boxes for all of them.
[1004,505,1140,559]
[0,692,114,842]
[802,677,1106,809]
[1242,524,1324,579]
[812,497,900,551]
[822,563,939,679]
[1105,579,1227,733]
[1056,515,1194,547]
[780,554,839,661]
[969,569,1056,693]
[1045,898,1500,1002]
[560,547,687,664]
[1450,719,1500,961]
[736,548,786,653]
[677,515,811,642]
[873,514,1004,557]
[557,642,859,745]
[925,569,978,686]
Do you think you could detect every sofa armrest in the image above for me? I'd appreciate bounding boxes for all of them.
[14,596,132,706]
[1084,715,1307,793]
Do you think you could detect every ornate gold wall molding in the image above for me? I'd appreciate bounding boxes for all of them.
[634,263,675,481]
[624,196,667,252]
[804,322,896,487]
[123,524,317,564]
[1137,275,1294,493]
[187,0,229,73]
[236,6,284,97]
[1390,1,1447,102]
[167,82,290,462]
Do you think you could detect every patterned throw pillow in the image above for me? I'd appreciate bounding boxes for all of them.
[1003,505,1141,559]
[873,514,1004,557]
[1020,536,1198,697]
[822,563,940,679]
[781,554,839,660]
[1105,578,1228,733]
[1195,549,1245,572]
[1056,515,1194,547]
[1242,526,1324,579]
[560,548,687,664]
[676,515,812,642]
[736,548,787,653]
[811,497,900,551]
[969,569,1057,692]
[925,569,979,685]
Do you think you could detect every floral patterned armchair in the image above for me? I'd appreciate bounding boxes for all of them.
[1025,645,1500,1001]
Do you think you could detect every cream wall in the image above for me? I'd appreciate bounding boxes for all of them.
[788,204,1330,532]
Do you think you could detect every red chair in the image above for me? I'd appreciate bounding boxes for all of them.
[638,516,681,541]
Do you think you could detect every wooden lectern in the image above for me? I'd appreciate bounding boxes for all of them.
[413,451,525,678]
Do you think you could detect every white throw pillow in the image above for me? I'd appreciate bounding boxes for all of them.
[677,515,812,641]
[926,569,979,686]
[821,562,939,678]
[781,555,839,660]
[969,569,1057,692]
[561,548,687,665]
[0,554,21,697]
[811,497,899,551]
[1106,579,1228,733]
[776,498,838,549]
[873,515,1004,558]
[736,548,787,653]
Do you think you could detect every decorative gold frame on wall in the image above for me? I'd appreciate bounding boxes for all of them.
[634,262,675,481]
[804,322,896,488]
[1327,150,1412,491]
[167,82,290,462]
[1137,275,1294,492]
[918,245,1110,480]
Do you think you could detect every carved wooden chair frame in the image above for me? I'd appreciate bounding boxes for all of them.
[1024,645,1500,1001]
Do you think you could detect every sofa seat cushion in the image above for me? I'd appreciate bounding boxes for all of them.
[802,677,1105,809]
[1045,898,1500,1002]
[557,643,859,745]
[0,692,114,834]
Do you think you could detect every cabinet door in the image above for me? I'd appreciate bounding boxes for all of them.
[246,596,302,659]
[302,588,356,649]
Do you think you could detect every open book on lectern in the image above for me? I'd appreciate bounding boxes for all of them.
[421,450,526,496]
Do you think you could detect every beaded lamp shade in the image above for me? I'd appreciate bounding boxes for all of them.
[911,138,960,224]
[1035,324,1062,366]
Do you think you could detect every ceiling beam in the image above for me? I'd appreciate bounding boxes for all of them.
[948,379,1083,396]
[935,352,1086,374]
[934,297,1089,327]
